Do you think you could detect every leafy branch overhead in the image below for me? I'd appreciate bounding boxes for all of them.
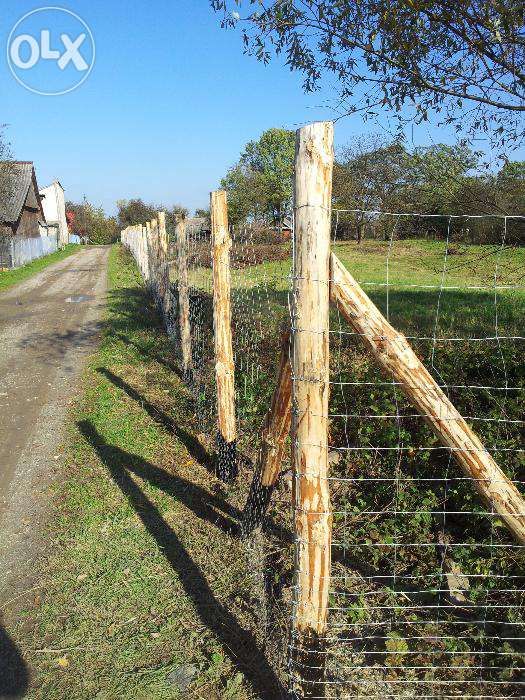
[212,0,525,149]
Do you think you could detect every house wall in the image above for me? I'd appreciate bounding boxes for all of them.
[40,182,69,247]
[16,208,41,238]
[39,221,59,240]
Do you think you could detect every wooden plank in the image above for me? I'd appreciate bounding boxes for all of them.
[241,329,292,535]
[210,190,237,482]
[176,216,192,381]
[157,211,171,321]
[144,222,151,283]
[291,121,333,699]
[330,251,525,545]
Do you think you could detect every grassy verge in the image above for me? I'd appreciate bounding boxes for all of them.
[18,245,277,700]
[0,244,81,293]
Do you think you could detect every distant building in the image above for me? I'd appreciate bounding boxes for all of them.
[0,161,46,238]
[268,216,293,239]
[185,216,210,233]
[40,180,69,247]
[280,216,292,239]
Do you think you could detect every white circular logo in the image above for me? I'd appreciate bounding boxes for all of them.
[7,7,95,96]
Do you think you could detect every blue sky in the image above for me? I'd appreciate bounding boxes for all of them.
[1,1,522,215]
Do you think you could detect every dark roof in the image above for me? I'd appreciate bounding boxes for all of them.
[0,161,37,224]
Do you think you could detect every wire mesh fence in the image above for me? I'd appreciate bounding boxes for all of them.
[312,211,525,698]
[121,121,524,699]
[164,215,291,462]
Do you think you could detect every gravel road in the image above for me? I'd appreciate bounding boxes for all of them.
[0,246,110,604]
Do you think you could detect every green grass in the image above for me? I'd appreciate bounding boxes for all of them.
[181,238,525,338]
[0,244,81,292]
[17,245,277,700]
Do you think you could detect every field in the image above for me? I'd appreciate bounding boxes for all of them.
[18,238,524,698]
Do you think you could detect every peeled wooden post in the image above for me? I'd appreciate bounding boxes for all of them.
[291,122,333,699]
[158,211,171,323]
[137,227,141,269]
[138,226,142,274]
[210,190,237,482]
[142,224,148,280]
[241,329,292,535]
[176,216,193,382]
[138,226,144,276]
[154,216,163,302]
[150,217,159,301]
[330,252,525,545]
[144,222,151,284]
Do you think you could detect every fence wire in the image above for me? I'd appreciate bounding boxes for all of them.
[293,210,525,698]
[165,217,295,679]
[122,209,524,699]
[165,219,291,450]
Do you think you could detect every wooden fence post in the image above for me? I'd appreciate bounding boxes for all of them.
[150,217,159,301]
[210,190,237,482]
[176,216,193,382]
[158,211,171,323]
[144,222,151,284]
[241,328,292,535]
[139,225,144,276]
[291,121,333,699]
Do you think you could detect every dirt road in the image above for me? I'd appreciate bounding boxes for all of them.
[0,246,110,604]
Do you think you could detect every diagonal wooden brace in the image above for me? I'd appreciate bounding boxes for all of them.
[330,251,525,545]
[241,329,292,535]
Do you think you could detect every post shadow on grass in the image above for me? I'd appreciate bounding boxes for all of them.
[97,368,294,545]
[97,368,253,485]
[97,367,214,474]
[78,417,237,534]
[0,624,29,699]
[76,421,283,699]
[112,333,184,380]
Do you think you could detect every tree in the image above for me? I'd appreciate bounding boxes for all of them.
[221,127,295,227]
[117,199,158,229]
[0,127,14,222]
[242,128,296,227]
[221,162,262,225]
[117,199,187,234]
[334,136,409,241]
[66,198,119,244]
[404,144,478,214]
[333,135,525,243]
[212,1,525,150]
[495,160,525,214]
[0,126,11,164]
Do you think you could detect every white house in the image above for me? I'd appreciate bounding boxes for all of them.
[39,180,69,247]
